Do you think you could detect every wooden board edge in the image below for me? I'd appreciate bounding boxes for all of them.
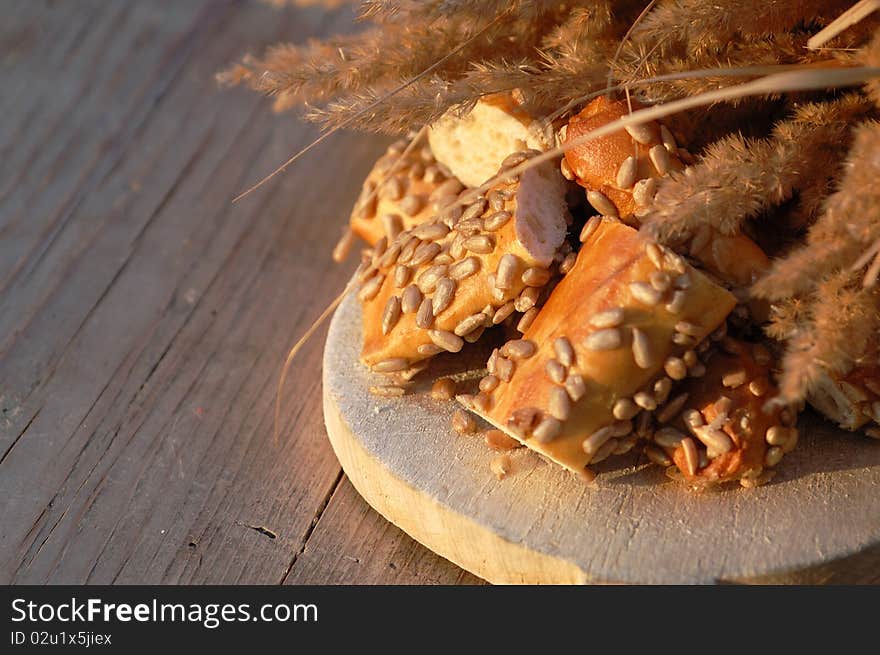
[323,387,595,585]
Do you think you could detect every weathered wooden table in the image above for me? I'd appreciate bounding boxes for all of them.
[0,0,481,584]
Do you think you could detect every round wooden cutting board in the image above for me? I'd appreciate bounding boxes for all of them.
[322,289,880,584]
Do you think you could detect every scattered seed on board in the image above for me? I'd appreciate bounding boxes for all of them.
[485,429,519,451]
[432,277,456,315]
[416,297,434,328]
[584,328,622,351]
[431,378,457,400]
[517,307,539,332]
[587,190,619,218]
[616,156,638,189]
[381,296,402,335]
[452,409,476,434]
[589,307,624,329]
[545,359,567,384]
[631,328,655,368]
[579,216,601,243]
[490,454,512,479]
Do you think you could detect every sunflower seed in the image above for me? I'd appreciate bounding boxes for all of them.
[626,122,657,145]
[370,384,406,397]
[393,264,411,288]
[633,391,657,411]
[681,437,699,475]
[430,178,464,202]
[455,312,488,337]
[448,256,480,281]
[332,229,355,263]
[358,274,385,301]
[590,307,625,329]
[654,427,686,448]
[559,251,577,274]
[533,416,562,443]
[412,223,449,241]
[694,426,734,454]
[463,234,495,254]
[649,144,670,175]
[748,377,770,397]
[659,124,677,152]
[517,307,539,332]
[478,374,500,393]
[492,301,516,324]
[646,445,673,467]
[765,425,792,447]
[646,242,664,269]
[488,191,507,211]
[483,210,512,231]
[504,339,536,360]
[764,446,784,468]
[473,392,493,413]
[565,374,587,401]
[631,328,655,368]
[432,277,456,315]
[428,329,463,353]
[560,157,575,180]
[722,368,748,388]
[417,343,444,356]
[613,398,640,420]
[654,377,673,404]
[546,387,571,421]
[381,296,402,335]
[452,409,476,434]
[411,241,441,266]
[632,177,658,208]
[579,216,602,243]
[657,392,689,423]
[650,271,671,292]
[522,267,551,287]
[416,297,434,328]
[417,264,448,293]
[460,199,487,224]
[675,321,702,337]
[584,328,622,351]
[496,254,522,290]
[371,357,409,373]
[553,337,575,368]
[515,287,540,312]
[495,356,515,382]
[616,155,638,189]
[545,359,567,384]
[401,284,422,314]
[587,190,619,218]
[630,282,662,306]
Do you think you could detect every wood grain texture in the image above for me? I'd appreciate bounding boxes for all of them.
[324,288,880,584]
[0,0,467,585]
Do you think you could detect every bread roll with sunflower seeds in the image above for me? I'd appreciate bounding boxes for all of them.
[649,338,791,487]
[461,219,736,475]
[808,347,880,433]
[427,93,554,188]
[357,151,569,371]
[348,139,464,247]
[562,96,686,222]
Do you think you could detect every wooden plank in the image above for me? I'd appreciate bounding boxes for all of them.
[284,476,485,585]
[0,0,465,584]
